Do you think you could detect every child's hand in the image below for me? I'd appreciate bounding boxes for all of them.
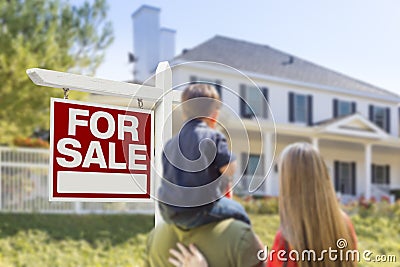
[169,243,208,267]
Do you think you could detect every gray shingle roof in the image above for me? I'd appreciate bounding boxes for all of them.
[174,35,399,99]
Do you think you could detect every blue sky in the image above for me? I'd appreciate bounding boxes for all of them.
[79,0,400,95]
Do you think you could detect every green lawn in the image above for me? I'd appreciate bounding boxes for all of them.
[0,211,398,267]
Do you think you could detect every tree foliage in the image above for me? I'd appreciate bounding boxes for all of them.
[0,0,113,144]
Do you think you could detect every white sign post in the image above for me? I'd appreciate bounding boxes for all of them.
[27,61,179,224]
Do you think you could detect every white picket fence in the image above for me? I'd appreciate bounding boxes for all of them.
[0,146,154,214]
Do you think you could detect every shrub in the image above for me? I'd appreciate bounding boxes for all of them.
[13,137,49,148]
[257,197,279,214]
[341,200,359,215]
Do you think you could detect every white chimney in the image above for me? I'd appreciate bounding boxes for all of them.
[159,28,176,62]
[132,5,176,83]
[132,5,160,82]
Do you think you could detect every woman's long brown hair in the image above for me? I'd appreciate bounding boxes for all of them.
[279,143,357,267]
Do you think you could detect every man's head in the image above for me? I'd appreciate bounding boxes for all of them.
[181,83,221,127]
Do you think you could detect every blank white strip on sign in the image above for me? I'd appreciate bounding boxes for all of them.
[57,171,147,194]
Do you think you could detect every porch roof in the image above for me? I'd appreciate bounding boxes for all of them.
[228,113,400,147]
[314,113,389,140]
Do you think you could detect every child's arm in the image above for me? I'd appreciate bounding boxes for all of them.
[220,161,236,198]
[214,131,237,178]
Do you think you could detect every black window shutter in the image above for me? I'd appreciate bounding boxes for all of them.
[351,102,357,114]
[351,162,356,196]
[371,164,376,183]
[289,92,294,122]
[386,107,391,133]
[369,105,374,121]
[385,165,390,185]
[262,87,269,118]
[334,161,339,191]
[333,99,338,118]
[215,80,222,99]
[307,95,313,126]
[240,84,248,118]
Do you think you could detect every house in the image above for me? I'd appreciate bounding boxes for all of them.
[170,36,400,203]
[94,5,400,202]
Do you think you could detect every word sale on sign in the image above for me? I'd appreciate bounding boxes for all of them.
[49,98,153,201]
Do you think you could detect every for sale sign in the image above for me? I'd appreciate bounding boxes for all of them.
[49,98,153,201]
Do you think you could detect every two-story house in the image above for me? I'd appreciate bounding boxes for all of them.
[169,36,400,202]
[93,5,400,202]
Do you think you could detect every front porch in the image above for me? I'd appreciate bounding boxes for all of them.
[232,114,400,202]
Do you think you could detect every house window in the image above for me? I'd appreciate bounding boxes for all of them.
[372,164,390,185]
[294,94,307,123]
[240,84,268,119]
[289,92,313,125]
[334,161,356,196]
[238,153,265,192]
[189,76,222,98]
[242,154,264,176]
[333,99,356,117]
[369,105,390,133]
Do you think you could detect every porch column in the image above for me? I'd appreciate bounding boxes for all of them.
[365,144,372,199]
[312,137,319,150]
[263,131,273,195]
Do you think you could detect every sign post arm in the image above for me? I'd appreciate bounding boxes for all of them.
[154,62,173,225]
[26,68,164,101]
[26,67,182,102]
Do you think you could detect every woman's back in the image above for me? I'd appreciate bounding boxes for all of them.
[275,143,357,267]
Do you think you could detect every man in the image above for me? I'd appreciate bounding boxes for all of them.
[145,218,264,267]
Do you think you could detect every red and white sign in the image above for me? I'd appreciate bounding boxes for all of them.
[49,98,153,201]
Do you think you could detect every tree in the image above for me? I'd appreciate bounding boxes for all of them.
[0,0,113,145]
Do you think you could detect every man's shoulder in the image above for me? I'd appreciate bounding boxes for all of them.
[151,219,251,236]
[183,219,253,240]
[149,219,254,250]
[147,220,263,267]
[209,218,252,233]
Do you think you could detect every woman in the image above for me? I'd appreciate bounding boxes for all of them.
[169,142,357,267]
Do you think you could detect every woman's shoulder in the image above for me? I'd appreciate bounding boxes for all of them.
[271,229,287,251]
[340,210,357,247]
[340,210,355,233]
